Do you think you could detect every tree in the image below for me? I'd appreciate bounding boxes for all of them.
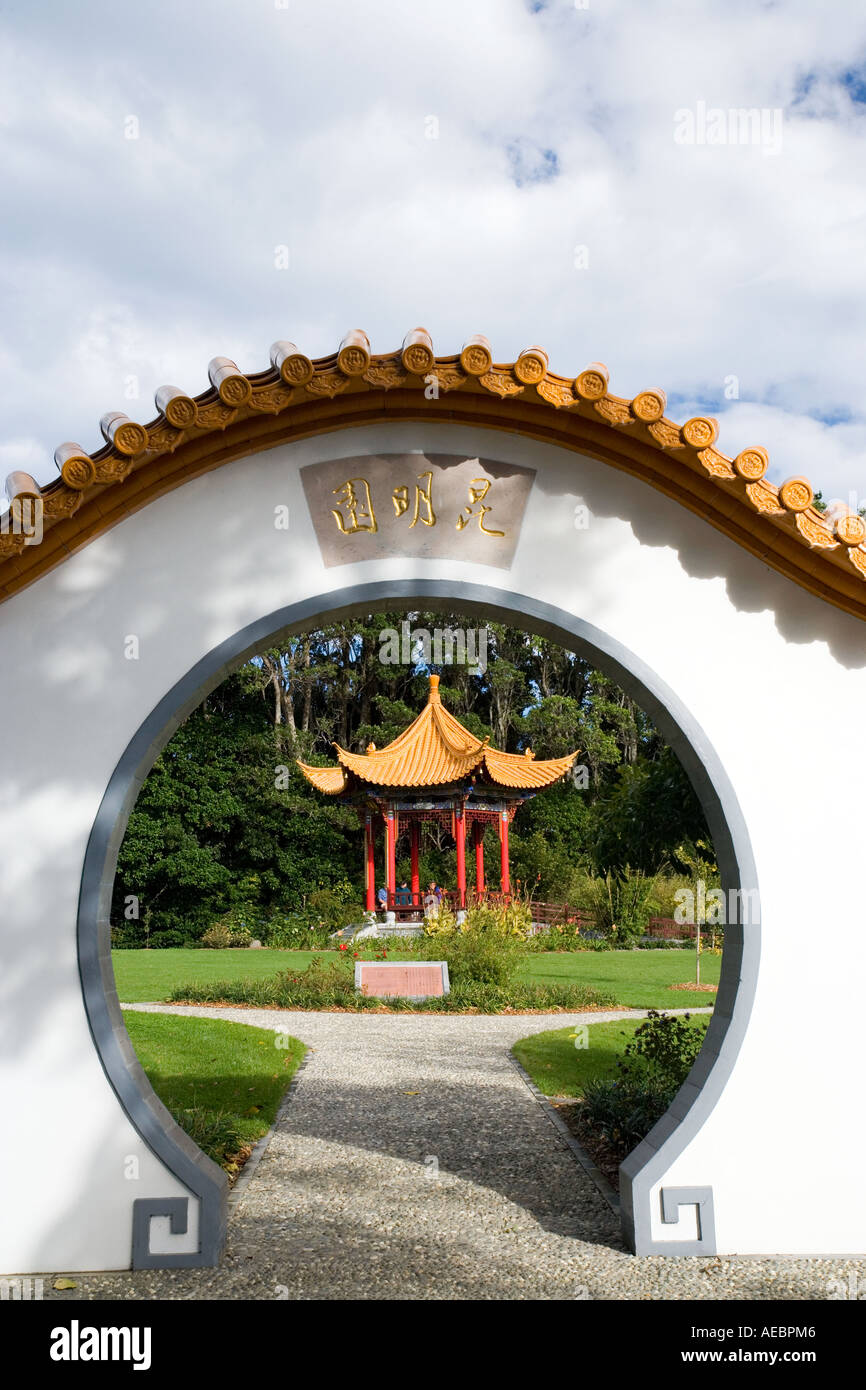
[113,611,713,939]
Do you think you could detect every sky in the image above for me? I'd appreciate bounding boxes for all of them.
[1,0,865,506]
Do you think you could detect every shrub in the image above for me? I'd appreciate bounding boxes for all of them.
[306,888,359,932]
[581,1076,675,1151]
[424,898,532,940]
[148,929,193,949]
[199,906,256,948]
[265,917,334,949]
[422,902,459,936]
[439,929,524,988]
[582,865,660,945]
[201,922,235,949]
[421,899,532,986]
[580,1010,709,1163]
[619,1009,707,1090]
[270,956,357,1006]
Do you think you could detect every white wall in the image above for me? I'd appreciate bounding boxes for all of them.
[0,420,864,1267]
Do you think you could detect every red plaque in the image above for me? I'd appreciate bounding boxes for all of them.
[356,962,447,998]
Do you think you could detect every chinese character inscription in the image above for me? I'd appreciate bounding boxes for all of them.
[301,453,535,569]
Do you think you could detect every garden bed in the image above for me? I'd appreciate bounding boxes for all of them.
[554,1100,624,1191]
[167,966,617,1015]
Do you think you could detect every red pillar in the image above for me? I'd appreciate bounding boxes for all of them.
[499,810,511,897]
[364,813,375,912]
[385,808,396,905]
[455,803,466,909]
[473,820,485,897]
[410,820,420,907]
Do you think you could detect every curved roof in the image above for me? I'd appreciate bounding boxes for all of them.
[297,673,578,795]
[2,327,865,619]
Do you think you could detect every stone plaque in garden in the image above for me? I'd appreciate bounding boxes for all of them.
[355,960,449,1000]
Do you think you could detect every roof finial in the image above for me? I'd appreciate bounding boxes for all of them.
[428,672,440,700]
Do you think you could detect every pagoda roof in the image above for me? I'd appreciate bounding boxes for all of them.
[297,674,578,796]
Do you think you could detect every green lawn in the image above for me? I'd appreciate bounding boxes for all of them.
[113,946,720,1011]
[513,1015,710,1097]
[518,949,720,1010]
[123,1010,304,1174]
[114,949,325,1002]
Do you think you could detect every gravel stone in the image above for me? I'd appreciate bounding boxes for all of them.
[26,1005,866,1301]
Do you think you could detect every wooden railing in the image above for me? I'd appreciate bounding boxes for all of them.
[646,916,696,939]
[377,892,596,927]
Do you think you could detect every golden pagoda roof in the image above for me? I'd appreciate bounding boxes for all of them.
[296,674,578,795]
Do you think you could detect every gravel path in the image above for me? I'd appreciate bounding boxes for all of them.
[35,1005,866,1301]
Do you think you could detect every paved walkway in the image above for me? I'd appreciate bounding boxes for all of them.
[40,1006,866,1300]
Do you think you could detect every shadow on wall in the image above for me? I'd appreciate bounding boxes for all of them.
[526,444,866,667]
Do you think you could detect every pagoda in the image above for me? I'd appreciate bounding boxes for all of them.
[297,673,579,912]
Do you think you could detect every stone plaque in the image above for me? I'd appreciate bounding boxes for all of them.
[354,960,450,1000]
[301,453,535,569]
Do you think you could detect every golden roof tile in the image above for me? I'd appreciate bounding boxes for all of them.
[295,763,348,796]
[3,329,863,620]
[297,674,578,794]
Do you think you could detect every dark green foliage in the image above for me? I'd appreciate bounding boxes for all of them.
[619,1008,707,1090]
[437,929,524,989]
[592,747,707,874]
[581,1010,708,1156]
[114,612,713,941]
[582,866,659,945]
[580,1076,674,1151]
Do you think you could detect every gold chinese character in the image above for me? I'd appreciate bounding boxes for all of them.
[392,470,436,527]
[456,477,504,536]
[331,477,377,534]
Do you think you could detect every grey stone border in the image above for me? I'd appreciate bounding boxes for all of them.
[77,578,760,1266]
[508,1052,621,1218]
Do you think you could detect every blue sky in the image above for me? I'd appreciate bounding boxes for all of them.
[1,0,865,503]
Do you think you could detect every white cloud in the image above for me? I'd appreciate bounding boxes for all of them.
[0,0,863,502]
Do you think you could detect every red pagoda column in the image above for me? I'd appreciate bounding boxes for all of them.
[410,820,420,907]
[499,809,511,897]
[385,807,396,904]
[455,802,466,909]
[473,820,485,897]
[364,812,375,912]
